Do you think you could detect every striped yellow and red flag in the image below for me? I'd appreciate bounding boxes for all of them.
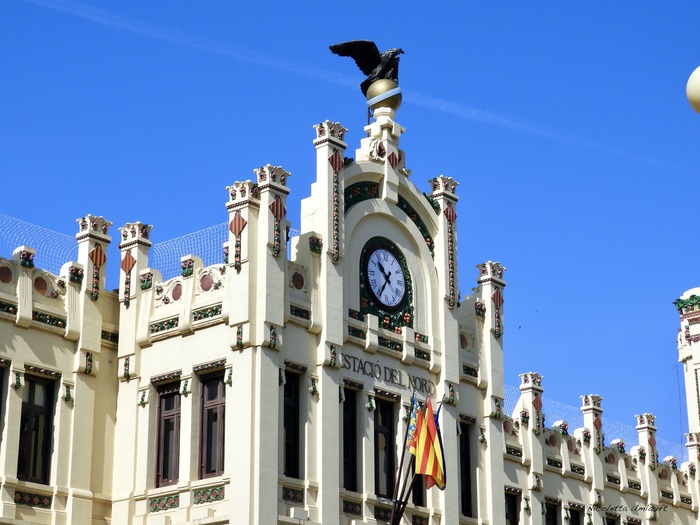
[413,395,446,490]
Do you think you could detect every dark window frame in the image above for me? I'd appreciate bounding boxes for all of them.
[374,398,396,498]
[342,387,359,491]
[545,502,561,525]
[569,508,583,525]
[199,372,226,479]
[505,492,520,525]
[459,421,475,517]
[283,372,302,479]
[156,383,181,487]
[17,375,54,484]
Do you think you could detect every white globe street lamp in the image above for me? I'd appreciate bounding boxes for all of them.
[688,66,700,114]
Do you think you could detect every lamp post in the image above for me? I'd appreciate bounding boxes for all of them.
[688,66,700,114]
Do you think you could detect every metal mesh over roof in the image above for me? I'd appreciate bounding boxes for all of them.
[0,213,78,274]
[1,214,301,283]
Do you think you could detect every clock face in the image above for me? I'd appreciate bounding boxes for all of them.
[365,248,406,309]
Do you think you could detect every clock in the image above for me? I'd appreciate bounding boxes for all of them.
[365,247,407,309]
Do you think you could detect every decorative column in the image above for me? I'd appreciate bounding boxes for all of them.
[519,373,545,525]
[430,176,459,311]
[473,261,507,524]
[75,215,111,302]
[65,215,111,525]
[580,395,605,515]
[111,222,153,525]
[308,123,347,523]
[475,262,506,397]
[118,222,153,311]
[225,179,260,347]
[430,175,462,523]
[306,122,348,365]
[311,121,347,265]
[636,413,660,520]
[252,165,290,348]
[74,215,113,378]
[225,167,289,522]
[117,221,153,359]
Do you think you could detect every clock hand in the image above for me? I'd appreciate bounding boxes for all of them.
[379,279,389,297]
[377,260,391,280]
[384,280,397,299]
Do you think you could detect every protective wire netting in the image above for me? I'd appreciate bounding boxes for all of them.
[151,223,302,281]
[0,213,78,273]
[505,385,687,461]
[0,213,688,461]
[151,222,229,281]
[1,213,301,283]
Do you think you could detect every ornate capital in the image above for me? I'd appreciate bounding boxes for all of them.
[430,175,459,201]
[226,180,260,209]
[519,372,543,389]
[477,261,506,283]
[119,222,153,248]
[314,120,347,142]
[581,394,604,410]
[254,165,290,187]
[635,412,656,428]
[686,432,700,446]
[76,215,112,243]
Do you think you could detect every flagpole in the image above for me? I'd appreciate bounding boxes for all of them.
[391,390,416,524]
[392,456,416,525]
[394,470,417,525]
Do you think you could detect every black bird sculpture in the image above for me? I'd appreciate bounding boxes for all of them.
[329,40,404,96]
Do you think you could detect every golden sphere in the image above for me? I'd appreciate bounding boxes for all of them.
[366,79,402,111]
[687,66,700,114]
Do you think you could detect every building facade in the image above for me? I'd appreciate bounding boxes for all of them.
[0,97,698,525]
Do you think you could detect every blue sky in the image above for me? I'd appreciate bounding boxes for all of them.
[3,1,700,452]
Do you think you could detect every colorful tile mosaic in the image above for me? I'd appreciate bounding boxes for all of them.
[14,490,52,508]
[281,486,304,504]
[193,485,225,504]
[25,364,61,379]
[192,304,222,321]
[32,311,66,328]
[149,494,179,512]
[101,330,119,343]
[150,317,179,334]
[193,359,226,374]
[342,500,362,515]
[374,505,392,522]
[0,300,17,315]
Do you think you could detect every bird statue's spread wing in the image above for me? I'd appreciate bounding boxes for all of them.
[329,40,381,76]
